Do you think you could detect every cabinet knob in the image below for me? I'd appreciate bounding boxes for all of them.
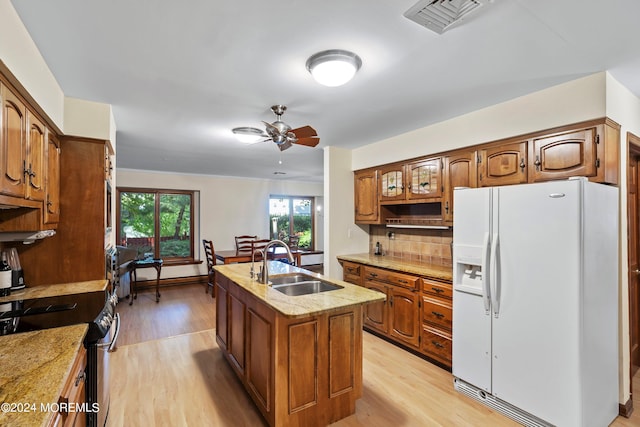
[534,155,541,171]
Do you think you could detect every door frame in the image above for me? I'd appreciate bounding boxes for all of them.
[625,132,640,417]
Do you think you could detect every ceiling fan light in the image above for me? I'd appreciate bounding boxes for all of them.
[306,49,362,87]
[232,127,265,143]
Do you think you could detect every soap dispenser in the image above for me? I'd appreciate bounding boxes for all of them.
[374,242,382,256]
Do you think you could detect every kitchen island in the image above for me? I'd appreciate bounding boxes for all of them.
[213,261,384,427]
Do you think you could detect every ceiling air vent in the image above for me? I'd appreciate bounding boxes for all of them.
[404,0,484,34]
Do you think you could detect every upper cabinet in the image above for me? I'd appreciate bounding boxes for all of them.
[478,141,527,187]
[443,149,477,222]
[528,126,598,182]
[0,84,27,198]
[353,118,620,225]
[44,132,61,225]
[354,169,379,223]
[379,158,442,203]
[0,78,61,230]
[26,111,46,202]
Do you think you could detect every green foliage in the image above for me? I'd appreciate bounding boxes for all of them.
[160,239,190,257]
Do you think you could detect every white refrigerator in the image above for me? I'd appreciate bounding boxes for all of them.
[452,178,618,427]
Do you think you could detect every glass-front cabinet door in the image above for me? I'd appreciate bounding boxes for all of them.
[407,158,442,200]
[379,164,405,202]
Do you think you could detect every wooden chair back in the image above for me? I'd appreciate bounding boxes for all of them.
[287,235,300,251]
[202,239,216,297]
[235,235,257,254]
[250,239,272,261]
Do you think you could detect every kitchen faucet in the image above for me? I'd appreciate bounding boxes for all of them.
[250,239,295,284]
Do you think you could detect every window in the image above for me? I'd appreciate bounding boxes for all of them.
[117,188,195,262]
[269,196,315,250]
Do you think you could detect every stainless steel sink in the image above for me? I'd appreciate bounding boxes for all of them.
[270,273,343,296]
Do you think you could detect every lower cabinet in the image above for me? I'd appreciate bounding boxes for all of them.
[345,262,453,369]
[50,346,87,427]
[215,273,364,427]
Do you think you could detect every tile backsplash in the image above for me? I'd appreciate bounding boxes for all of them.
[369,226,452,267]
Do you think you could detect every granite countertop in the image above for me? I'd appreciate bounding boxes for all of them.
[214,262,385,318]
[0,323,88,427]
[0,280,108,304]
[337,253,453,282]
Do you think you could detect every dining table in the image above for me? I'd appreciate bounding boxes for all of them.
[215,248,323,266]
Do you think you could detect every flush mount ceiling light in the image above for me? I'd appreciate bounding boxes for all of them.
[306,49,362,87]
[232,127,267,143]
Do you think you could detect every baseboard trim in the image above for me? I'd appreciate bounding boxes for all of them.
[619,397,634,418]
[134,275,208,290]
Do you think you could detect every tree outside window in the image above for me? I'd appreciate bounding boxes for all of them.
[117,188,195,261]
[269,196,314,250]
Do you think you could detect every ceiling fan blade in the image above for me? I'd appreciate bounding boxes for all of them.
[291,125,317,139]
[293,137,320,147]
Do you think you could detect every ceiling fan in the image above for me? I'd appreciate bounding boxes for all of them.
[234,105,320,151]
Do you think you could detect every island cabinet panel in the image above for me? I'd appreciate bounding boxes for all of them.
[329,312,356,397]
[215,269,366,427]
[215,281,228,351]
[288,320,318,412]
[229,293,246,374]
[247,308,272,413]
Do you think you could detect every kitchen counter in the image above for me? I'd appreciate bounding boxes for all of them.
[0,280,108,304]
[337,253,452,281]
[0,323,88,427]
[213,261,384,318]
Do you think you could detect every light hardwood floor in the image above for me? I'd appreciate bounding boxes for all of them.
[109,284,640,427]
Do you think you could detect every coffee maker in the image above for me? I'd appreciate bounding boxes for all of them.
[6,248,24,290]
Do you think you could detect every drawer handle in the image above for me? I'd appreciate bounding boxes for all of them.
[75,371,86,387]
[431,287,444,294]
[369,273,378,278]
[398,279,408,284]
[431,340,444,349]
[347,268,356,273]
[431,311,445,319]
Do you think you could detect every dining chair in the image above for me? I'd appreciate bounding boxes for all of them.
[235,235,257,254]
[202,239,217,298]
[287,235,300,251]
[250,238,272,261]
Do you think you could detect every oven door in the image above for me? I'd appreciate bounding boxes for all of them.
[91,311,120,427]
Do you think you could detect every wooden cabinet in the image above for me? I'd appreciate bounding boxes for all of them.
[442,149,477,222]
[346,261,453,369]
[421,278,452,367]
[25,111,46,202]
[529,125,597,182]
[215,271,365,427]
[18,137,112,286]
[478,141,527,187]
[44,132,61,224]
[50,346,87,427]
[354,169,379,223]
[341,261,362,285]
[406,158,442,200]
[379,158,442,203]
[363,266,420,349]
[0,83,27,198]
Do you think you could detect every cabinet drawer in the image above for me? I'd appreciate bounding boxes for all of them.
[422,279,452,299]
[421,326,451,364]
[422,296,452,330]
[342,261,362,285]
[364,266,420,290]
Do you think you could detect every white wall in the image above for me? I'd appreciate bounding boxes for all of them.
[352,72,607,171]
[64,97,116,142]
[117,169,323,280]
[323,147,369,279]
[0,0,64,128]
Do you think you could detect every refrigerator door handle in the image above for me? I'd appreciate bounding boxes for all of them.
[490,232,500,318]
[481,232,491,314]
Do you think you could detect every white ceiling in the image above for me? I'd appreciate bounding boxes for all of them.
[10,0,640,183]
